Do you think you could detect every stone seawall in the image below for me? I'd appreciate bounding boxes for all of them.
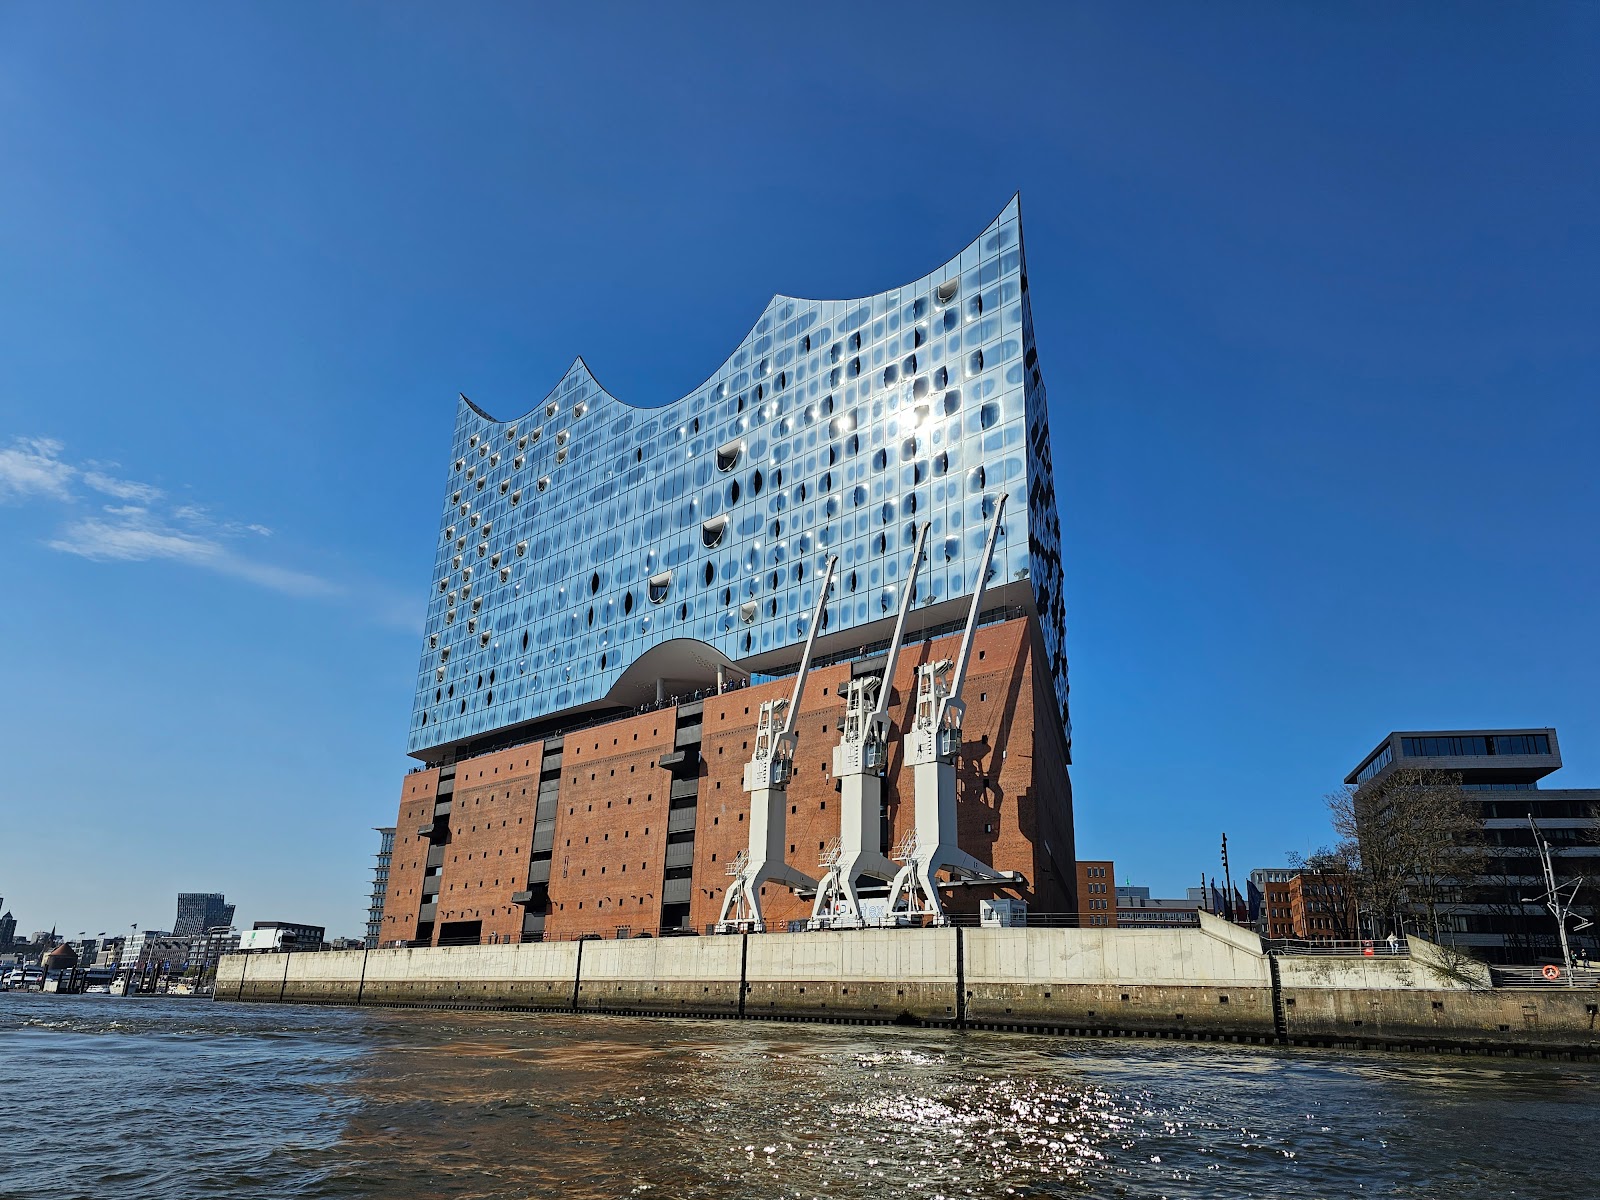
[215,915,1600,1058]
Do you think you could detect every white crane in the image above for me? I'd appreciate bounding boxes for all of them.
[715,556,838,933]
[883,495,1017,926]
[809,522,931,930]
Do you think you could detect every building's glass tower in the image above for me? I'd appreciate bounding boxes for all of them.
[406,196,1067,764]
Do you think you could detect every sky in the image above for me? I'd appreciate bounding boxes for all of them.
[0,4,1595,939]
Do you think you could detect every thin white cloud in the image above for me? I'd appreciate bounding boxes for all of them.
[5,433,340,601]
[50,515,220,567]
[82,470,164,504]
[0,437,75,501]
[49,511,341,599]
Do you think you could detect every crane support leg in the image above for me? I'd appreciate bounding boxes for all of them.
[716,557,837,934]
[883,498,1014,927]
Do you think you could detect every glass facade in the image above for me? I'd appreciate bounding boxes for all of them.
[1354,743,1393,785]
[173,893,235,938]
[407,197,1068,759]
[1400,734,1552,758]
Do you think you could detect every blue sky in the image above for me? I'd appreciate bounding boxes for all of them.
[1,5,1595,938]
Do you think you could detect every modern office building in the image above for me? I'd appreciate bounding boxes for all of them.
[173,893,235,938]
[366,826,395,949]
[383,197,1076,946]
[1346,728,1600,963]
[0,904,14,948]
[1114,886,1200,929]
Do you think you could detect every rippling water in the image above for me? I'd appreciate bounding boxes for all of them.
[1,993,1594,1199]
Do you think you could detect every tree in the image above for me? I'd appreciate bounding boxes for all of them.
[1327,767,1487,945]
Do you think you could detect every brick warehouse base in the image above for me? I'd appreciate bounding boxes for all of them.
[385,616,1076,948]
[216,917,1600,1059]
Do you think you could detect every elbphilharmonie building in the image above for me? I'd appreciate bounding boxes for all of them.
[384,197,1077,945]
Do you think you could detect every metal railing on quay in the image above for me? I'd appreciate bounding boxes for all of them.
[1265,938,1411,958]
[1489,965,1600,989]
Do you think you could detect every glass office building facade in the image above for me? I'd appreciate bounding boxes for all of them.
[173,892,235,939]
[406,197,1067,763]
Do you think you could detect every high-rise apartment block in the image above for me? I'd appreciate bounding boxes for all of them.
[173,893,234,938]
[383,198,1076,945]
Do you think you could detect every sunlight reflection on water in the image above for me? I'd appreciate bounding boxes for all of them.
[2,994,1596,1199]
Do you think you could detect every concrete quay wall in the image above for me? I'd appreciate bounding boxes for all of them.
[959,919,1277,1036]
[213,918,1600,1056]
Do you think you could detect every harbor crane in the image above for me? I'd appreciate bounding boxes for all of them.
[883,495,1019,925]
[715,556,838,933]
[809,522,931,930]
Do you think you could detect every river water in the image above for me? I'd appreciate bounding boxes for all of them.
[1,994,1593,1199]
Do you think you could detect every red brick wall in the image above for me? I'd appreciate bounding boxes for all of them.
[1076,860,1117,926]
[1025,633,1079,911]
[690,661,855,931]
[389,616,1075,941]
[384,768,437,945]
[1288,873,1357,941]
[1264,880,1295,939]
[689,616,1074,930]
[432,744,544,944]
[545,710,678,939]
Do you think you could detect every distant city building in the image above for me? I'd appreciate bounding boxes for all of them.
[1246,868,1298,933]
[1250,869,1357,942]
[1346,727,1600,963]
[1289,872,1357,941]
[174,893,235,938]
[1075,860,1117,927]
[1115,885,1200,928]
[189,927,239,971]
[251,921,326,950]
[1259,875,1295,939]
[94,937,125,969]
[0,905,15,947]
[367,827,395,949]
[122,930,190,971]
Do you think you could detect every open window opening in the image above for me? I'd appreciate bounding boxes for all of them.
[702,515,729,548]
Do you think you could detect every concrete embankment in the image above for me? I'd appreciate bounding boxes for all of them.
[214,914,1600,1058]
